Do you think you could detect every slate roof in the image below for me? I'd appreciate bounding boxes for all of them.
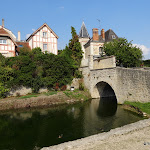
[105,29,118,42]
[79,22,90,38]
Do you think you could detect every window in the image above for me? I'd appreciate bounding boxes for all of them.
[18,45,23,47]
[99,47,104,56]
[0,39,7,44]
[112,35,116,39]
[43,32,47,38]
[43,44,47,51]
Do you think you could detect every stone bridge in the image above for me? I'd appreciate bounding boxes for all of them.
[80,66,150,104]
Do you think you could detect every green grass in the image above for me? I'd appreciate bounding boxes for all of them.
[44,91,57,96]
[19,94,38,99]
[63,90,89,101]
[124,101,150,114]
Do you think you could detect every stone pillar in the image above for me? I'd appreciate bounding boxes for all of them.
[88,44,93,69]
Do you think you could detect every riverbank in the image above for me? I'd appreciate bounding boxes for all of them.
[122,101,150,118]
[0,90,91,112]
[41,118,150,150]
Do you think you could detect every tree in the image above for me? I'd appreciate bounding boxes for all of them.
[104,38,143,67]
[0,56,14,97]
[68,26,83,67]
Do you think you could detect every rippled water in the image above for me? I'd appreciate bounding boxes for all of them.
[0,97,143,150]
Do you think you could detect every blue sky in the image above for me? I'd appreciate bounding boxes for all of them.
[1,0,150,59]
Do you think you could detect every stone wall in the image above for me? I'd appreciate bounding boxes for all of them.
[82,67,150,104]
[93,56,116,69]
[8,86,48,97]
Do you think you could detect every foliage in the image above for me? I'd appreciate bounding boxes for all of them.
[19,94,38,99]
[60,27,83,78]
[0,57,14,97]
[69,26,83,67]
[124,101,150,114]
[0,26,83,97]
[44,91,57,96]
[143,59,150,67]
[63,90,88,101]
[104,38,143,67]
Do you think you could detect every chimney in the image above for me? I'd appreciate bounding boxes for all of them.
[2,19,4,27]
[101,29,105,40]
[18,31,21,41]
[92,28,99,41]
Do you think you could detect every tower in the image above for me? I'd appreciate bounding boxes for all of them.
[79,22,90,59]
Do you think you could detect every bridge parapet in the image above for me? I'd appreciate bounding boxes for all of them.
[81,66,150,104]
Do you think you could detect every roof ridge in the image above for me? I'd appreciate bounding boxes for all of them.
[26,23,59,41]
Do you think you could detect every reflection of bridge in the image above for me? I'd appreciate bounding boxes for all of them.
[81,66,150,104]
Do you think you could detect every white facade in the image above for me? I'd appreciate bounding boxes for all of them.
[27,24,58,55]
[0,26,17,57]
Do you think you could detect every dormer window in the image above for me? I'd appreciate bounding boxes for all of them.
[0,39,7,44]
[112,35,116,39]
[43,32,47,38]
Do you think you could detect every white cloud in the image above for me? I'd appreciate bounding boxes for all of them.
[133,44,150,60]
[32,29,36,32]
[59,6,64,9]
[26,34,31,39]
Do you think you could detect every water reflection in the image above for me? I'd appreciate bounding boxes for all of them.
[97,96,117,117]
[0,99,143,150]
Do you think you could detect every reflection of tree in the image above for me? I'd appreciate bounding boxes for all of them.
[0,103,85,150]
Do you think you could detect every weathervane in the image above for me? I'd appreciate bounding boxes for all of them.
[97,19,101,30]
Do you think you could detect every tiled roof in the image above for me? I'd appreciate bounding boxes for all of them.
[79,22,90,38]
[16,41,31,52]
[0,28,10,35]
[0,27,17,46]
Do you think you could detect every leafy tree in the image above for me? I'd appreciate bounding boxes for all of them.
[143,59,150,67]
[68,26,83,67]
[104,38,143,67]
[0,56,14,97]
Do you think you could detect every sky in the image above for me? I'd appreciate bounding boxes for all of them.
[0,0,150,59]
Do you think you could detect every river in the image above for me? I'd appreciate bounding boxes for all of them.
[0,97,143,150]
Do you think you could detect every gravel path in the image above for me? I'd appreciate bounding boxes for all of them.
[42,118,150,150]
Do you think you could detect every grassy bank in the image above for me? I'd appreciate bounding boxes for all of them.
[0,89,91,112]
[124,101,150,115]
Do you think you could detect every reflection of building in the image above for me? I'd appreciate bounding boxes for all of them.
[79,22,118,68]
[0,19,59,57]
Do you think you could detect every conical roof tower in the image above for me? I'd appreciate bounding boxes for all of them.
[79,22,90,38]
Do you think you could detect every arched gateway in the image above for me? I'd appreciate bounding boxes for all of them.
[93,81,116,98]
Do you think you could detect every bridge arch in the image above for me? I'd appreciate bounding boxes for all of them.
[92,81,117,101]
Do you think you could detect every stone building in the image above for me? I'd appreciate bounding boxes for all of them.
[79,22,118,68]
